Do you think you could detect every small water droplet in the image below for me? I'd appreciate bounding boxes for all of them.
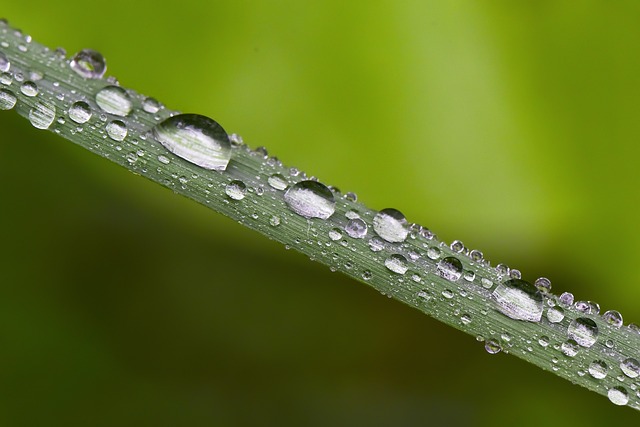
[620,358,640,378]
[95,85,132,116]
[492,278,543,322]
[426,247,441,260]
[20,80,37,96]
[575,300,600,315]
[538,336,549,347]
[267,173,288,190]
[588,360,608,379]
[157,155,170,165]
[534,277,552,293]
[546,306,565,323]
[442,289,454,299]
[602,310,623,328]
[28,100,55,129]
[437,256,463,282]
[0,51,9,72]
[362,270,372,280]
[68,101,92,124]
[373,208,408,243]
[450,240,464,253]
[152,113,231,171]
[0,88,16,110]
[559,292,574,306]
[384,254,408,275]
[106,120,127,141]
[344,192,357,202]
[328,228,342,241]
[561,340,579,357]
[470,250,484,262]
[225,180,247,200]
[608,386,629,406]
[284,180,335,219]
[485,339,502,354]
[463,270,475,282]
[269,215,281,226]
[70,49,106,79]
[461,314,472,325]
[0,71,11,86]
[481,278,493,289]
[567,318,598,348]
[345,218,367,239]
[142,97,161,114]
[368,237,384,252]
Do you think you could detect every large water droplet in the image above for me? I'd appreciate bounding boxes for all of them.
[436,256,463,281]
[28,100,55,129]
[69,101,92,124]
[567,318,598,348]
[492,279,543,322]
[620,358,640,378]
[0,51,9,72]
[70,49,106,79]
[152,113,231,171]
[95,85,132,116]
[588,360,608,379]
[106,120,127,141]
[608,387,629,406]
[0,88,16,110]
[373,208,408,243]
[284,180,335,219]
[345,218,367,239]
[225,180,247,200]
[384,254,408,275]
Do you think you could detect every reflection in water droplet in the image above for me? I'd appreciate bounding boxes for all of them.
[345,218,367,239]
[437,256,463,282]
[384,254,408,275]
[620,358,639,378]
[68,101,92,124]
[29,101,56,129]
[0,88,16,110]
[575,300,599,315]
[602,310,623,328]
[95,85,132,116]
[546,307,565,323]
[284,180,335,219]
[0,51,9,72]
[20,81,38,97]
[559,292,574,306]
[268,174,288,190]
[608,386,629,406]
[70,49,106,79]
[492,279,543,322]
[152,113,231,171]
[485,339,502,354]
[567,318,598,348]
[373,208,408,243]
[534,277,551,293]
[225,180,247,200]
[106,120,127,141]
[561,340,579,357]
[588,360,608,379]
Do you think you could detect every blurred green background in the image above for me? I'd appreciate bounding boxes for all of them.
[1,1,640,425]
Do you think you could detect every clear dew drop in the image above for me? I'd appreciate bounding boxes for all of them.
[534,277,552,293]
[546,306,565,323]
[588,360,608,379]
[95,85,132,116]
[538,336,550,347]
[20,80,38,97]
[68,101,92,124]
[28,100,55,129]
[0,71,12,86]
[106,120,127,141]
[460,314,472,325]
[602,310,623,328]
[561,340,579,357]
[436,256,463,282]
[0,88,16,110]
[608,386,629,406]
[620,358,640,378]
[152,113,231,171]
[157,155,170,165]
[142,97,161,114]
[384,254,408,275]
[328,228,342,241]
[559,292,574,306]
[266,174,288,191]
[485,339,502,354]
[70,49,106,79]
[225,180,247,200]
[567,318,599,348]
[345,218,367,239]
[575,300,600,315]
[0,51,9,72]
[368,237,384,252]
[373,208,409,243]
[284,180,336,219]
[492,278,543,322]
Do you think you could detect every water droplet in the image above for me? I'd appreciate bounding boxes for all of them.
[345,218,367,239]
[0,71,11,85]
[546,307,565,323]
[461,314,472,325]
[328,228,342,241]
[157,155,170,165]
[496,263,509,276]
[492,279,543,322]
[95,85,132,116]
[68,101,92,124]
[152,113,231,171]
[450,240,464,253]
[28,100,55,129]
[344,191,357,202]
[269,215,281,226]
[588,360,608,379]
[538,336,549,347]
[267,173,288,190]
[106,120,127,141]
[575,300,600,315]
[0,51,9,72]
[384,254,408,275]
[368,237,384,252]
[559,292,574,306]
[485,339,502,354]
[142,97,161,114]
[608,386,629,406]
[70,49,106,79]
[470,250,484,262]
[534,277,551,293]
[561,340,579,357]
[361,270,372,281]
[436,256,463,281]
[20,80,37,97]
[373,208,408,243]
[284,180,335,219]
[602,310,623,328]
[620,358,640,378]
[0,88,16,110]
[225,180,247,200]
[426,247,441,260]
[567,318,598,348]
[442,289,454,299]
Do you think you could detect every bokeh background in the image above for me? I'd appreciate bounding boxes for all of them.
[1,1,640,426]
